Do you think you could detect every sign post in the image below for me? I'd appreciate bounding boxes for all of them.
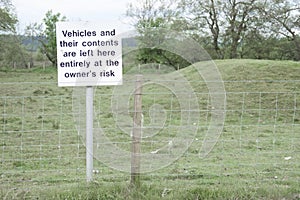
[56,22,122,182]
[86,86,93,182]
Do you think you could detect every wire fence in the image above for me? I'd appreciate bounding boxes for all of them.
[0,79,299,198]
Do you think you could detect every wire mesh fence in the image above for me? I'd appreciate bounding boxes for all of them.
[0,79,299,198]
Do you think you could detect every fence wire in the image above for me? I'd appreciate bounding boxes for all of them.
[0,80,299,198]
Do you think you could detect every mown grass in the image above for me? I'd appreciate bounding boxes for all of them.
[0,59,300,199]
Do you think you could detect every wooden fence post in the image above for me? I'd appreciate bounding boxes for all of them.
[131,75,143,187]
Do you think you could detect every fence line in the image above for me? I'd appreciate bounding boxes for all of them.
[0,80,299,197]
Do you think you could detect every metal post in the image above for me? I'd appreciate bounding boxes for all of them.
[86,86,93,182]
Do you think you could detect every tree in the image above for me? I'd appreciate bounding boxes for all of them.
[0,34,30,67]
[25,23,43,67]
[257,0,300,60]
[125,0,191,69]
[0,0,30,68]
[223,0,258,59]
[126,0,299,61]
[0,0,17,33]
[40,10,66,66]
[181,0,259,59]
[180,0,224,58]
[126,0,180,30]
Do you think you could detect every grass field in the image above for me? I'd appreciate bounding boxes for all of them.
[0,59,300,199]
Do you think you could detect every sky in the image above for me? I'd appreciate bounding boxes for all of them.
[12,0,134,33]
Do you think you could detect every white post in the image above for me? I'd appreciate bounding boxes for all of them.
[86,86,93,182]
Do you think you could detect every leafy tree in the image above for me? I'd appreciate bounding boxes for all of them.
[0,0,17,33]
[181,0,260,59]
[126,0,191,69]
[40,10,66,66]
[257,0,300,60]
[239,29,298,60]
[0,34,30,68]
[223,0,258,59]
[126,0,179,30]
[126,0,299,61]
[0,0,30,68]
[179,0,224,58]
[25,23,43,67]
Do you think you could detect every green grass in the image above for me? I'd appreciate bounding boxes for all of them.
[1,59,300,199]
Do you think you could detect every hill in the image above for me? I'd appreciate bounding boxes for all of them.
[0,59,300,199]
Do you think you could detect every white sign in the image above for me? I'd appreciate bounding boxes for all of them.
[56,22,122,87]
